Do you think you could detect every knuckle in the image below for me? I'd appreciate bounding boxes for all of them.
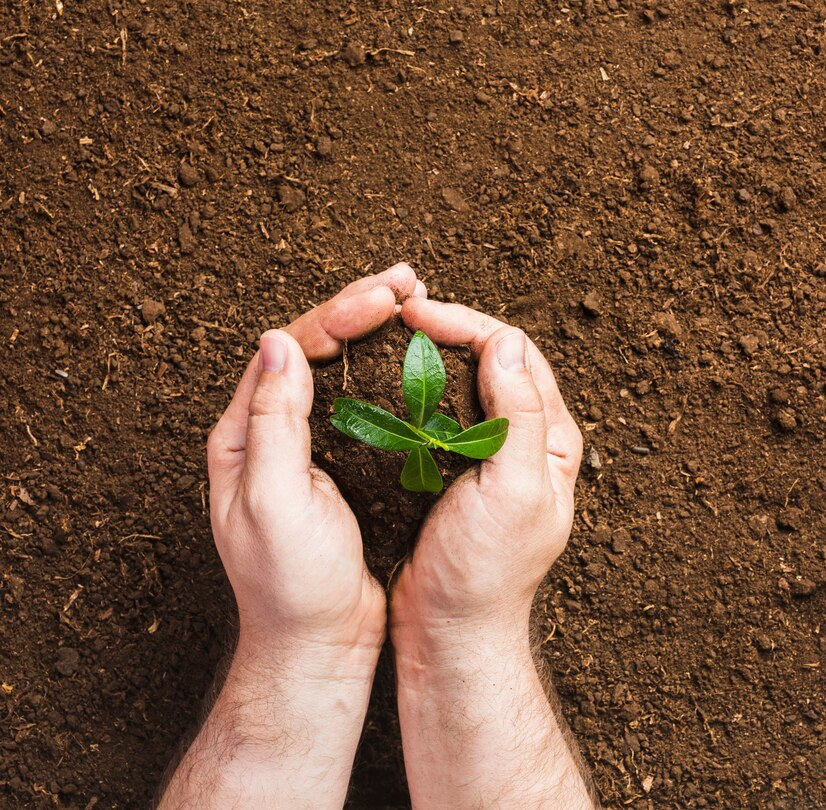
[248,384,284,418]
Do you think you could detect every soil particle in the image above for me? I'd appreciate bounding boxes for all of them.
[652,311,683,340]
[55,648,81,677]
[178,162,201,188]
[341,42,366,67]
[777,186,798,212]
[278,184,306,213]
[775,409,798,432]
[440,186,470,213]
[638,164,660,188]
[315,135,333,158]
[581,290,602,317]
[739,334,760,356]
[40,120,57,137]
[769,387,791,404]
[178,221,196,254]
[449,30,465,44]
[611,529,631,554]
[789,578,817,598]
[140,298,166,324]
[753,633,774,652]
[586,447,602,470]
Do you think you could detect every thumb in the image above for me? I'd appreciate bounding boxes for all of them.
[242,329,314,505]
[476,328,549,487]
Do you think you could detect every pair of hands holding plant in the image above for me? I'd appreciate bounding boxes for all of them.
[160,264,592,810]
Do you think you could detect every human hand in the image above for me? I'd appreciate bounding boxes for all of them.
[391,297,583,652]
[207,263,424,666]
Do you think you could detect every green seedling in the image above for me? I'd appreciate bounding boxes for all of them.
[330,331,509,493]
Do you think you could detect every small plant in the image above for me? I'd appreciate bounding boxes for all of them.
[330,331,509,493]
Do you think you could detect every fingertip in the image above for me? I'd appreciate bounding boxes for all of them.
[413,279,428,299]
[477,327,545,423]
[379,262,417,299]
[399,293,431,328]
[494,329,528,371]
[259,331,288,373]
[321,285,396,344]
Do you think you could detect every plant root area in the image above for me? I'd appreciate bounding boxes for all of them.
[1,2,824,808]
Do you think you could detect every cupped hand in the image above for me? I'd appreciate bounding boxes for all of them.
[391,297,583,646]
[207,264,424,661]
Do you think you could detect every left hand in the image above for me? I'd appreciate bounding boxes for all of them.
[207,263,424,662]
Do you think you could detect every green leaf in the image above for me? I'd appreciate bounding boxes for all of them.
[403,331,446,427]
[422,412,462,441]
[331,398,425,451]
[400,446,443,493]
[443,418,510,459]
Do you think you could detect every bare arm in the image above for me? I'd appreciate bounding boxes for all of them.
[392,297,598,809]
[159,637,380,809]
[394,623,594,809]
[158,265,423,808]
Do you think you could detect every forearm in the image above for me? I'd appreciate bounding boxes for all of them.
[159,635,381,810]
[394,621,596,810]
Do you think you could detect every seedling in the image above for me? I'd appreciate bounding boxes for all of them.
[330,331,509,493]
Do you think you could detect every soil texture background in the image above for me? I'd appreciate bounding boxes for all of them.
[1,1,824,808]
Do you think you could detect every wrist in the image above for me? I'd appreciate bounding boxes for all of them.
[391,610,534,689]
[234,622,383,687]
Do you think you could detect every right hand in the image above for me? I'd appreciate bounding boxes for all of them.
[390,298,583,650]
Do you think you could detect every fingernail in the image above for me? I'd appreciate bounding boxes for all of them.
[260,332,287,373]
[497,331,527,370]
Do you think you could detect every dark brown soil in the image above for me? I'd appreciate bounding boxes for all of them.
[1,1,824,808]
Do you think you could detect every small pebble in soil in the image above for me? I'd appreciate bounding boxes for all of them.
[638,164,660,189]
[789,578,816,597]
[739,334,759,356]
[278,184,306,213]
[753,633,774,652]
[774,409,797,432]
[581,290,602,317]
[776,186,797,212]
[587,447,602,470]
[441,186,470,212]
[315,135,333,158]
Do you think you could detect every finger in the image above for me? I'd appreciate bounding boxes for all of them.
[396,278,428,313]
[284,262,417,362]
[286,285,397,361]
[336,261,418,302]
[401,297,580,471]
[241,330,314,507]
[475,328,549,489]
[213,283,400,461]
